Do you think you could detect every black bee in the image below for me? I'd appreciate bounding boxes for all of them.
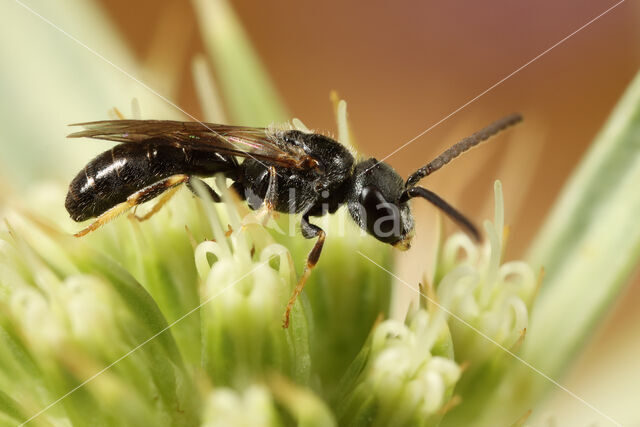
[65,114,522,327]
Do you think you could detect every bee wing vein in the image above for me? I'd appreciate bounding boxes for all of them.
[68,120,311,169]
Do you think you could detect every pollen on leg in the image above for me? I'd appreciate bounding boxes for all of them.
[74,200,134,237]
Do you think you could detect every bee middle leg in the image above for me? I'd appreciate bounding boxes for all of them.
[255,166,278,225]
[74,174,189,237]
[282,214,325,328]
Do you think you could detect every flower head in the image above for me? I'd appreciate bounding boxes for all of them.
[337,302,460,426]
[434,181,536,361]
[431,180,538,426]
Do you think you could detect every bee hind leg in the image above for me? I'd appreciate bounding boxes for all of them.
[74,174,190,237]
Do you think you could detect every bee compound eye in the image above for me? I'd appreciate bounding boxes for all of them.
[360,186,385,214]
[360,186,402,242]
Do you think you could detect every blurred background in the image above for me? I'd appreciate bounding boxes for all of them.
[97,0,639,256]
[2,0,639,424]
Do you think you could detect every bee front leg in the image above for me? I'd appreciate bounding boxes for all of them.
[282,214,325,328]
[74,174,189,237]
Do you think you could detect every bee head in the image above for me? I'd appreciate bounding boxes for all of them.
[348,159,415,250]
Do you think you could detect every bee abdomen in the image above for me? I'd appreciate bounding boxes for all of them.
[65,140,236,222]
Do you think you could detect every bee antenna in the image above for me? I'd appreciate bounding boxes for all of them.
[405,113,523,188]
[401,186,480,241]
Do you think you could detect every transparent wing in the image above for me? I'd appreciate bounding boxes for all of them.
[68,119,317,170]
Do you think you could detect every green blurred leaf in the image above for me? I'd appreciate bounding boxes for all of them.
[525,70,640,376]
